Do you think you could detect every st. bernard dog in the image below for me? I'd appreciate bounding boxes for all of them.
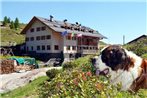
[92,45,147,92]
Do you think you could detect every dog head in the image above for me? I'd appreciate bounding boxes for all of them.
[101,45,128,71]
[92,45,129,72]
[92,45,147,91]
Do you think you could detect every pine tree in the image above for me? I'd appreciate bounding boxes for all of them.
[10,21,14,29]
[3,16,8,26]
[14,17,19,29]
[7,17,11,23]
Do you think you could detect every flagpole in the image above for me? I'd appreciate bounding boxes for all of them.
[81,34,82,57]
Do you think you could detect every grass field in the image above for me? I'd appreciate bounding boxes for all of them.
[1,23,26,46]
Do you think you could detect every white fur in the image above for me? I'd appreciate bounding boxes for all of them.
[95,49,142,91]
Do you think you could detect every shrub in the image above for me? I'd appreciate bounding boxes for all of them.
[142,53,147,59]
[46,69,61,80]
[40,67,142,98]
[62,61,77,70]
[39,55,147,98]
[124,38,147,56]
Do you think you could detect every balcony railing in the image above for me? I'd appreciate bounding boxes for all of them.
[77,45,99,54]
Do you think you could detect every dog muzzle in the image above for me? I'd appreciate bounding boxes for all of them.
[96,68,109,76]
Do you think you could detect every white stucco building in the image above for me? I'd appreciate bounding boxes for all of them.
[21,16,106,60]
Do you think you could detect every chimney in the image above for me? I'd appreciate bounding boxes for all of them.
[63,19,67,23]
[63,19,68,29]
[50,15,53,22]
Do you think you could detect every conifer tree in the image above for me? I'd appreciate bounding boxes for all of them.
[14,17,19,29]
[7,17,11,23]
[3,16,8,26]
[10,21,14,29]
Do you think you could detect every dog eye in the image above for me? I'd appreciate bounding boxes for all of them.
[110,50,113,54]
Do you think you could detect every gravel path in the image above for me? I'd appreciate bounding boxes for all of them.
[0,67,62,93]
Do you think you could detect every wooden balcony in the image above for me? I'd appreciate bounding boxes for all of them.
[77,45,99,54]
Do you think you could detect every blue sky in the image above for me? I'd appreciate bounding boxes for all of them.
[1,0,147,44]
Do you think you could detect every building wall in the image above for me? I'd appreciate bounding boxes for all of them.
[51,31,64,53]
[26,20,53,53]
[25,20,100,59]
[25,20,78,54]
[63,36,78,54]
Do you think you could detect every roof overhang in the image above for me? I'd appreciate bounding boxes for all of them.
[21,16,107,39]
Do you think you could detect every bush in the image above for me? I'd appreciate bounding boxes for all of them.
[124,38,147,56]
[62,55,94,71]
[142,53,147,59]
[62,62,77,70]
[46,69,61,80]
[39,55,147,98]
[40,67,144,98]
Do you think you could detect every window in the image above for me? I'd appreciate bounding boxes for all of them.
[26,46,29,51]
[42,45,45,50]
[46,35,51,39]
[41,26,46,31]
[66,46,70,50]
[72,46,76,50]
[82,38,84,42]
[47,45,50,50]
[41,36,46,40]
[37,46,40,50]
[54,45,59,50]
[36,36,40,40]
[83,47,86,49]
[30,28,34,32]
[26,37,29,41]
[31,46,33,51]
[68,36,71,40]
[66,36,71,40]
[72,36,76,40]
[36,27,41,31]
[30,37,34,41]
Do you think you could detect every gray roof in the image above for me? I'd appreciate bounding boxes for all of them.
[36,16,107,38]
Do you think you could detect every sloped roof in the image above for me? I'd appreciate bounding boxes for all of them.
[21,16,107,38]
[127,34,147,44]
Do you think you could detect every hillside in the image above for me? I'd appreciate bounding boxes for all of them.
[124,37,147,58]
[99,41,107,45]
[0,23,26,46]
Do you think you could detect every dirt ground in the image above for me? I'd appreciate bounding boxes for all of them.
[0,67,62,93]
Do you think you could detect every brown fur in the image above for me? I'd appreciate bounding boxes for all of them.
[130,59,147,92]
[101,45,135,71]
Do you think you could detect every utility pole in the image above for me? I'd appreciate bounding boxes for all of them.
[123,35,125,45]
